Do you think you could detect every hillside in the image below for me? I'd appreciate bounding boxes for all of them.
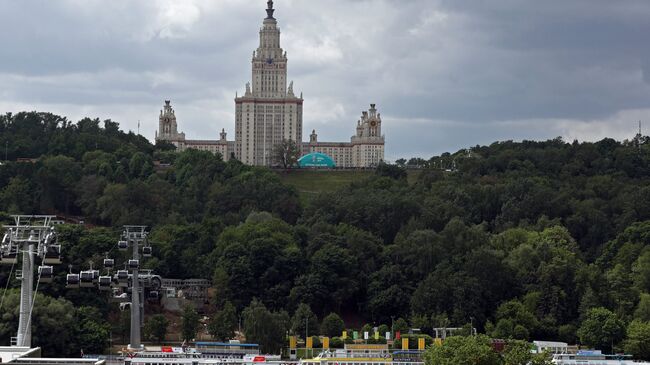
[2,111,650,357]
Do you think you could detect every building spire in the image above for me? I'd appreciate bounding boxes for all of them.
[266,0,275,19]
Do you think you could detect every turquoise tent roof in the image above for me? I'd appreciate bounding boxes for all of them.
[298,152,336,168]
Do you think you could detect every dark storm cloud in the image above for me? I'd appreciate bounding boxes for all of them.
[0,0,648,159]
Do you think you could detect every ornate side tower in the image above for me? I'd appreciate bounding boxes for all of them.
[155,100,185,144]
[351,104,385,167]
[235,0,304,166]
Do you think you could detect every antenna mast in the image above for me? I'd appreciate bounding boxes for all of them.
[637,120,643,152]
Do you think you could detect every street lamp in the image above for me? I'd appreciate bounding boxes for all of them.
[470,317,474,336]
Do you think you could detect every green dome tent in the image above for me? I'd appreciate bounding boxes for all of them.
[298,152,336,168]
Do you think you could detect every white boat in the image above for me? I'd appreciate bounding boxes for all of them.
[551,350,650,365]
[299,345,423,365]
[122,344,288,365]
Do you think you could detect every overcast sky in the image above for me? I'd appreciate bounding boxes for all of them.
[1,0,649,159]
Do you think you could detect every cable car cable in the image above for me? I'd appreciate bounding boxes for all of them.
[0,260,16,312]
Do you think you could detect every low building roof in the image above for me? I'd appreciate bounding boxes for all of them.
[298,152,336,168]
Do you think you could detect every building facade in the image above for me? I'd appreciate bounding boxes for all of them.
[155,100,234,160]
[234,0,303,166]
[155,1,384,168]
[304,104,385,168]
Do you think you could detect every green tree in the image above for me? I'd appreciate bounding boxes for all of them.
[502,341,532,365]
[394,318,409,333]
[181,305,200,342]
[624,320,650,360]
[0,176,33,213]
[37,155,81,213]
[577,307,625,352]
[208,218,301,310]
[635,293,650,322]
[292,303,319,338]
[128,151,154,178]
[424,335,501,365]
[211,267,229,308]
[367,265,411,323]
[242,299,287,354]
[502,340,552,365]
[0,290,76,357]
[75,307,110,355]
[145,314,170,344]
[208,301,237,341]
[529,354,554,365]
[375,162,407,179]
[378,324,390,337]
[632,250,650,293]
[489,300,538,340]
[272,139,301,169]
[321,313,345,337]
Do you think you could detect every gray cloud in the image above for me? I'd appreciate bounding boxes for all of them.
[1,0,649,160]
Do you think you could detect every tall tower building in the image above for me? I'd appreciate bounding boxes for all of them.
[155,100,185,145]
[235,0,303,166]
[154,2,384,168]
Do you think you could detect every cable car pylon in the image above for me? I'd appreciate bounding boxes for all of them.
[1,215,62,348]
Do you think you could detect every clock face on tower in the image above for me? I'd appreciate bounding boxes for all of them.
[370,121,377,127]
[266,58,273,65]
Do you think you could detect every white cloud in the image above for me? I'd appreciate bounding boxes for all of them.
[146,1,202,40]
[552,109,648,143]
[1,0,649,158]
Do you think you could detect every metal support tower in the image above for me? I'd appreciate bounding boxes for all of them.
[17,240,35,347]
[64,224,155,352]
[1,215,58,348]
[124,226,147,351]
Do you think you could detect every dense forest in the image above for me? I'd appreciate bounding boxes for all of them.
[1,111,650,359]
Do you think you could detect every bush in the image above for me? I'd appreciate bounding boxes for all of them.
[394,318,409,333]
[378,324,390,337]
[321,313,345,337]
[329,337,344,349]
[145,314,169,343]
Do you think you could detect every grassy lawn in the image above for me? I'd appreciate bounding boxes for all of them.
[277,169,422,203]
[276,170,373,202]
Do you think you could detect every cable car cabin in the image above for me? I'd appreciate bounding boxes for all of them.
[116,270,129,287]
[1,253,18,265]
[91,270,100,282]
[142,246,152,257]
[43,245,62,264]
[66,273,80,289]
[128,259,139,270]
[1,247,18,265]
[103,258,114,268]
[38,266,54,283]
[118,240,128,251]
[80,271,94,287]
[98,276,112,290]
[148,290,159,300]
